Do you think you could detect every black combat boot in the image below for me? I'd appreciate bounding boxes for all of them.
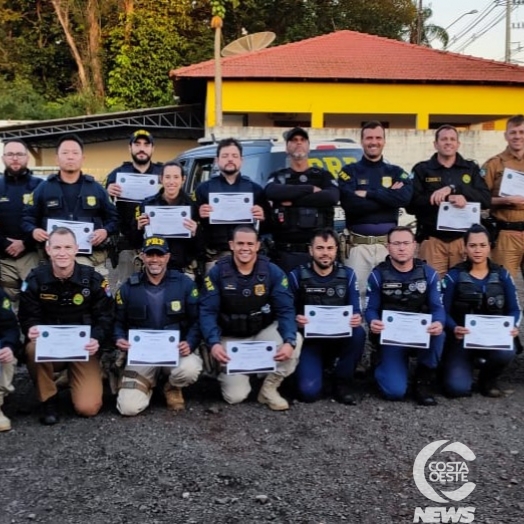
[413,365,438,406]
[333,379,358,405]
[40,395,60,425]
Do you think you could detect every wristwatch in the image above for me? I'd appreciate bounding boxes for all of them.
[448,184,456,194]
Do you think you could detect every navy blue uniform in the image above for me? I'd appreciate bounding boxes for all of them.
[195,174,268,252]
[441,261,521,396]
[339,157,412,235]
[289,263,365,401]
[0,170,42,255]
[365,257,445,400]
[105,161,163,241]
[132,189,203,271]
[408,153,491,241]
[199,255,297,347]
[0,290,21,359]
[114,270,200,352]
[21,173,119,247]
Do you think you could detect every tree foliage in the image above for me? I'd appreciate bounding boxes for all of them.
[0,0,419,118]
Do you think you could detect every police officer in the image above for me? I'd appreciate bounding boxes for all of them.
[366,226,445,406]
[339,121,412,303]
[0,139,43,304]
[135,161,202,275]
[19,227,114,425]
[482,115,524,277]
[195,138,267,272]
[265,127,340,273]
[441,224,521,398]
[114,236,202,416]
[22,134,119,275]
[408,125,490,278]
[289,228,365,404]
[105,130,163,284]
[0,289,21,431]
[200,225,302,410]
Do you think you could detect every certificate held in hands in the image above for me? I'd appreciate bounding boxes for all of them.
[436,202,480,232]
[499,168,524,197]
[209,192,253,224]
[380,310,431,349]
[127,330,180,367]
[464,314,514,351]
[35,325,91,362]
[226,341,276,375]
[145,206,192,238]
[304,305,353,338]
[117,173,159,202]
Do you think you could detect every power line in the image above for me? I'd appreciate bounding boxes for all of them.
[453,10,509,54]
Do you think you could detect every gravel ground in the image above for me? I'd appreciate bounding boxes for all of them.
[2,276,524,524]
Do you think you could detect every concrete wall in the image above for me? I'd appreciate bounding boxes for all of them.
[207,126,508,171]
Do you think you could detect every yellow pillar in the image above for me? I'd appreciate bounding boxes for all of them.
[207,82,216,127]
[311,111,324,129]
[416,113,429,130]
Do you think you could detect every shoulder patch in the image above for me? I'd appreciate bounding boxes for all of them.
[339,171,351,182]
[191,288,199,298]
[115,289,123,305]
[2,297,11,310]
[281,276,288,288]
[101,278,112,297]
[400,171,410,180]
[204,276,215,291]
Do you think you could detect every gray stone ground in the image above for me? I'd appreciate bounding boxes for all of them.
[2,274,524,524]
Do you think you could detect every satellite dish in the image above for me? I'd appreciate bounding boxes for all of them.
[221,31,276,57]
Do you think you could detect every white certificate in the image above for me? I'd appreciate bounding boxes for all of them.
[226,341,276,375]
[209,192,253,224]
[127,329,180,367]
[464,314,514,351]
[304,305,353,338]
[380,310,431,349]
[35,325,91,362]
[145,206,192,238]
[436,202,480,232]
[117,173,159,202]
[47,219,94,254]
[499,168,524,197]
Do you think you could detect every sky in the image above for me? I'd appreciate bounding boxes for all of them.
[427,0,524,63]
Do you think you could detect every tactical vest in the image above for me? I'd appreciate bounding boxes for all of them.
[378,258,428,312]
[33,264,96,325]
[271,168,334,234]
[451,262,505,325]
[126,271,188,332]
[217,255,273,337]
[39,175,104,230]
[298,263,348,306]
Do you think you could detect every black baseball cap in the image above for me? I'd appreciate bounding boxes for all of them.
[285,127,309,142]
[142,236,169,254]
[130,129,154,144]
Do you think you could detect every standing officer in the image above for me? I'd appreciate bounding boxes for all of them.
[19,227,114,425]
[339,121,412,302]
[0,289,21,431]
[0,139,43,304]
[114,236,202,416]
[265,127,340,273]
[365,226,445,406]
[408,125,490,278]
[289,228,365,404]
[22,134,119,275]
[105,130,163,284]
[195,138,267,272]
[482,114,524,277]
[200,225,301,410]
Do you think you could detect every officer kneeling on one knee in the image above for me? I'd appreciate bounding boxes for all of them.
[365,226,445,406]
[114,236,202,416]
[441,224,521,399]
[19,227,115,425]
[199,225,302,410]
[289,228,365,404]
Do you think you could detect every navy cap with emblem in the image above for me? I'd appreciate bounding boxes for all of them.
[285,127,309,142]
[142,236,169,254]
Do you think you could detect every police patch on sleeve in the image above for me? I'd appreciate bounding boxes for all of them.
[101,278,112,297]
[115,290,123,305]
[2,297,11,310]
[339,172,350,182]
[26,193,34,206]
[400,171,410,180]
[204,276,215,291]
[191,288,199,298]
[281,276,288,288]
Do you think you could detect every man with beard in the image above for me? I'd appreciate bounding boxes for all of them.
[265,127,340,273]
[105,130,163,284]
[289,228,365,404]
[339,121,412,303]
[196,138,268,271]
[0,140,43,305]
[114,236,202,415]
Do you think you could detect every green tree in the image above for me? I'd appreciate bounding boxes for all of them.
[407,5,449,47]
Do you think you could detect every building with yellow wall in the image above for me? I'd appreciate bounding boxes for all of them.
[170,30,524,131]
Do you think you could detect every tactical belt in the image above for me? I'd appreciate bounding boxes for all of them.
[275,243,310,253]
[496,220,524,232]
[350,233,388,245]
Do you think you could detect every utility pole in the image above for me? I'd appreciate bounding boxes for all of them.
[417,0,423,45]
[506,0,512,62]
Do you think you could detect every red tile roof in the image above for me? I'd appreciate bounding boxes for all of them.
[170,30,524,85]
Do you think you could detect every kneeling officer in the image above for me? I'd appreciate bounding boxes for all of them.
[200,225,302,410]
[114,236,202,415]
